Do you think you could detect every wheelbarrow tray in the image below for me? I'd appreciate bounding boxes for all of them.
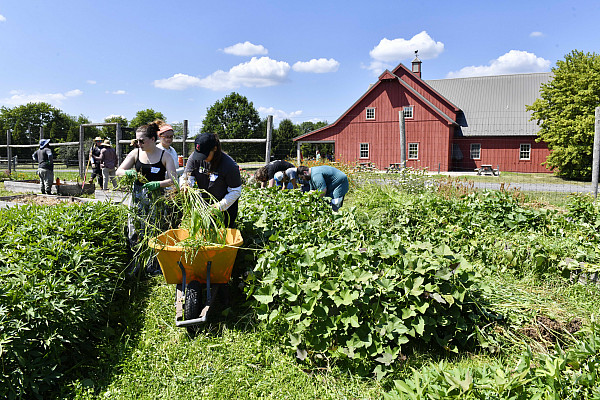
[148,228,243,284]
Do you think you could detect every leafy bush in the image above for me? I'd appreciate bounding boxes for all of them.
[0,202,129,399]
[237,188,490,378]
[384,321,600,399]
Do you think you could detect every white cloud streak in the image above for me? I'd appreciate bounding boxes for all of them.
[154,57,291,91]
[258,106,302,121]
[292,58,340,73]
[446,50,551,78]
[0,14,6,22]
[223,41,268,56]
[530,31,544,38]
[366,31,444,75]
[1,89,82,106]
[87,80,97,85]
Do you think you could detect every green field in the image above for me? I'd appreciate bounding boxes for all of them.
[2,171,600,399]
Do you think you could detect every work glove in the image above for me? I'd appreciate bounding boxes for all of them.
[125,169,137,178]
[142,181,161,191]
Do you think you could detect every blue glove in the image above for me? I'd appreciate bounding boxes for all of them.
[143,181,161,191]
[125,169,137,178]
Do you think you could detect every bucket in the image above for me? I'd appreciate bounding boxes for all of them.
[178,156,184,167]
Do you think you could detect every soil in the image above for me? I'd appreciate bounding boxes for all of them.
[3,194,83,206]
[521,315,582,345]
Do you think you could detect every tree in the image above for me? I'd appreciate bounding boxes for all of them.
[129,109,166,130]
[101,115,129,141]
[0,102,78,160]
[202,92,262,162]
[527,50,600,179]
[272,119,297,160]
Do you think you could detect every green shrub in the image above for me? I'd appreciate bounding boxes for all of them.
[0,202,129,399]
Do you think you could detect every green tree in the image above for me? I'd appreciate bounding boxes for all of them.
[202,92,262,162]
[129,109,166,130]
[272,119,297,160]
[527,50,600,179]
[101,115,129,141]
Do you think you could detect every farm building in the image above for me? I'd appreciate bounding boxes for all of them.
[294,57,553,173]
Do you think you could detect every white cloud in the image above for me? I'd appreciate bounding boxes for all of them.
[292,58,340,73]
[104,114,126,121]
[446,50,551,78]
[111,90,126,95]
[530,31,544,38]
[223,41,268,56]
[154,57,291,91]
[366,31,444,75]
[87,80,97,85]
[0,14,6,22]
[1,88,82,106]
[198,57,290,90]
[153,73,203,90]
[258,106,302,121]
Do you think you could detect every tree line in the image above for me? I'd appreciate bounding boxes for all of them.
[0,92,328,164]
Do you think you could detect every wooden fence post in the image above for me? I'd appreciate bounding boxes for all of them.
[7,129,12,174]
[183,120,188,158]
[79,125,85,177]
[592,107,600,198]
[265,115,273,164]
[116,123,122,165]
[399,111,406,169]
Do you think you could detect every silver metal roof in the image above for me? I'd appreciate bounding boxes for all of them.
[426,72,552,137]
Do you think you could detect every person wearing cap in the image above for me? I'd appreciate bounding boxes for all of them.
[117,122,177,275]
[154,119,184,177]
[89,136,104,188]
[180,132,242,228]
[99,139,118,190]
[296,165,349,212]
[254,160,295,188]
[273,167,298,190]
[32,139,54,194]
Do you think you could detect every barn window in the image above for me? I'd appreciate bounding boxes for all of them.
[470,143,481,159]
[520,143,531,160]
[366,107,375,120]
[360,143,369,158]
[403,106,414,119]
[408,143,419,160]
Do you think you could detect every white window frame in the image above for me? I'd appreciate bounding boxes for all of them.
[408,143,419,160]
[520,143,531,160]
[403,106,414,119]
[359,143,369,159]
[470,143,481,160]
[366,107,375,120]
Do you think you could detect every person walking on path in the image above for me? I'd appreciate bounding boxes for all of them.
[90,136,104,188]
[297,165,349,211]
[99,139,118,190]
[32,139,54,195]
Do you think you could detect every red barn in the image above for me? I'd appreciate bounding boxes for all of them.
[294,57,552,173]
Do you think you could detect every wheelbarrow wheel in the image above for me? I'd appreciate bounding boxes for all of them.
[184,280,202,321]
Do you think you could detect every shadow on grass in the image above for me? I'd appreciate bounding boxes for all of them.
[54,277,154,398]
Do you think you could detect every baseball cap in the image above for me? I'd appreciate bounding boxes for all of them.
[193,133,218,162]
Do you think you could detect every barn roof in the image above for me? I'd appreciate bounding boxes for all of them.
[426,72,552,137]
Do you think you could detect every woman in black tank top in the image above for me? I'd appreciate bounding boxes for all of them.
[116,123,176,189]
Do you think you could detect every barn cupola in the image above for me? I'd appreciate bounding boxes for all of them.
[411,50,422,78]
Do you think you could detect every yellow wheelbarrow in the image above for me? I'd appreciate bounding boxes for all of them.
[148,228,243,330]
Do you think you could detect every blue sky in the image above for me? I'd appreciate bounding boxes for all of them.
[0,1,599,133]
